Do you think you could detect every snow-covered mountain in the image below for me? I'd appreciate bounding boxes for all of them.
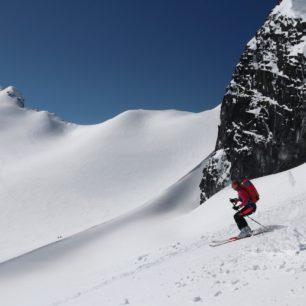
[1,1,306,306]
[0,86,219,262]
[200,0,306,202]
[1,85,306,306]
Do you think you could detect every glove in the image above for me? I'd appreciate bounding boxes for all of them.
[229,198,238,204]
[232,205,239,211]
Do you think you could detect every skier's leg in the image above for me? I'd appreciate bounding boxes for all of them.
[239,203,256,217]
[234,211,248,230]
[234,203,256,230]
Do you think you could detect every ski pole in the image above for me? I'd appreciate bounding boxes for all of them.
[246,216,267,229]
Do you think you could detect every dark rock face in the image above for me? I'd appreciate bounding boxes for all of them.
[200,4,306,203]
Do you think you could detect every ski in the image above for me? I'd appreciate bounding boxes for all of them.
[209,228,269,247]
[209,236,241,247]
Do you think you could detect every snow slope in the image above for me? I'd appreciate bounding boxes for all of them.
[1,142,306,306]
[0,86,220,262]
[0,85,306,306]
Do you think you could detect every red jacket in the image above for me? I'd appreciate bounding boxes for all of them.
[237,187,250,208]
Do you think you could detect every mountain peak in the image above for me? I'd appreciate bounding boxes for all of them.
[199,0,306,203]
[0,86,25,108]
[275,0,306,20]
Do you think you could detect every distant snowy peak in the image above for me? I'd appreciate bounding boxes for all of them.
[0,86,25,108]
[0,85,73,141]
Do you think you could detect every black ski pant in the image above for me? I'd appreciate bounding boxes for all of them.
[234,202,257,230]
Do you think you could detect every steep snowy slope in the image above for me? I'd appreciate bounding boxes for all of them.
[1,86,305,306]
[1,150,306,306]
[0,86,219,261]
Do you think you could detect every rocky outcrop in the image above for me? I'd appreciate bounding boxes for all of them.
[200,0,306,203]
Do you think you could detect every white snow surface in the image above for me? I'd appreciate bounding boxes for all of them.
[1,87,306,306]
[0,87,219,261]
[274,0,306,19]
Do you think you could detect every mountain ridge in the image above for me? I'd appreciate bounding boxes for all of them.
[0,87,220,262]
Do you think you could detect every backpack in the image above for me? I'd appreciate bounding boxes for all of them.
[241,179,260,203]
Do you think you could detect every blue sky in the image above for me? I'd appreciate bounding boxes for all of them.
[0,0,277,124]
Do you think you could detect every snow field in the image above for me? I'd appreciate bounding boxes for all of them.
[1,147,306,306]
[48,171,306,306]
[0,87,220,262]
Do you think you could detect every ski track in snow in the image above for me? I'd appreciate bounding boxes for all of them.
[47,227,306,306]
[45,197,306,306]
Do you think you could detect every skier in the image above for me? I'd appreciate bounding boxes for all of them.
[230,179,258,238]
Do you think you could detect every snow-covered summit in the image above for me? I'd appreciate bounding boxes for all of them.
[275,0,306,20]
[272,0,306,56]
[0,86,25,108]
